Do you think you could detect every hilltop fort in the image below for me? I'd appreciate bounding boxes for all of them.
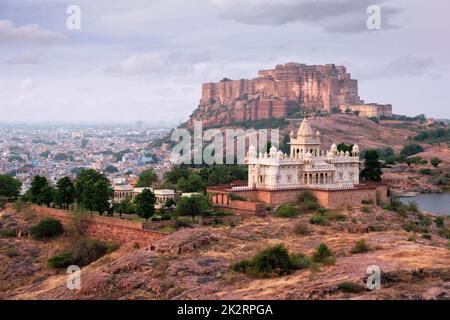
[190,62,392,127]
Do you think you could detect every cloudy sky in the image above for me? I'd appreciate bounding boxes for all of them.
[0,0,449,124]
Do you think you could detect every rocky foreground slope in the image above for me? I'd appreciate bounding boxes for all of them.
[1,205,449,300]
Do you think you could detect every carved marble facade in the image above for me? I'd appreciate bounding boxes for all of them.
[246,117,360,190]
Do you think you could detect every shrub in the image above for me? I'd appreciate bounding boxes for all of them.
[289,253,312,270]
[435,216,445,228]
[214,209,234,217]
[350,239,370,254]
[297,190,317,203]
[6,245,18,258]
[430,157,442,168]
[301,199,320,211]
[0,229,16,237]
[232,259,251,273]
[417,212,432,226]
[407,234,417,242]
[362,199,373,205]
[438,228,450,240]
[310,212,328,225]
[402,221,429,234]
[407,202,419,213]
[422,233,432,240]
[250,245,292,276]
[106,242,119,253]
[313,243,334,263]
[361,206,371,214]
[310,209,345,225]
[71,238,107,267]
[297,191,320,211]
[175,219,193,229]
[420,169,432,175]
[337,281,366,293]
[276,204,298,218]
[294,223,311,236]
[68,208,90,238]
[12,199,27,212]
[160,214,171,221]
[232,245,307,278]
[48,252,73,268]
[30,218,64,239]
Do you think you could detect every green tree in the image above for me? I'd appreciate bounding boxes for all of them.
[75,169,112,214]
[164,166,191,184]
[137,169,158,187]
[28,176,50,205]
[431,157,442,168]
[134,189,156,221]
[337,142,354,153]
[280,134,290,154]
[164,198,176,208]
[177,173,205,192]
[360,149,382,182]
[41,185,55,207]
[199,165,247,186]
[175,194,210,222]
[54,177,75,209]
[94,179,112,215]
[117,197,136,216]
[0,175,22,199]
[266,141,272,153]
[400,144,424,157]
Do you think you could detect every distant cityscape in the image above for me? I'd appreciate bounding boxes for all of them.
[0,122,173,195]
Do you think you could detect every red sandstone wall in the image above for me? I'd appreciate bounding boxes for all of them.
[314,189,377,209]
[199,63,362,120]
[31,206,166,247]
[214,199,266,216]
[233,186,387,209]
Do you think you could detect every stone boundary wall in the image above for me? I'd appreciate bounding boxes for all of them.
[232,184,389,209]
[215,200,266,216]
[142,219,176,230]
[200,215,242,225]
[314,189,376,209]
[29,205,167,247]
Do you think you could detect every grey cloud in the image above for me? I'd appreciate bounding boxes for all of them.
[0,19,64,44]
[105,51,212,77]
[217,0,402,33]
[359,56,435,79]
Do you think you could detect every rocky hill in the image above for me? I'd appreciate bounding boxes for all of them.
[2,205,450,300]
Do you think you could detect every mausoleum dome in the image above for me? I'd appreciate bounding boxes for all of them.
[297,117,314,137]
[352,144,360,154]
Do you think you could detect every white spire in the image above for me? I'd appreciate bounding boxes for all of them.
[297,117,314,137]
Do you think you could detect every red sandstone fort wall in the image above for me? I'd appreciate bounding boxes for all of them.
[199,63,363,120]
[30,206,166,247]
